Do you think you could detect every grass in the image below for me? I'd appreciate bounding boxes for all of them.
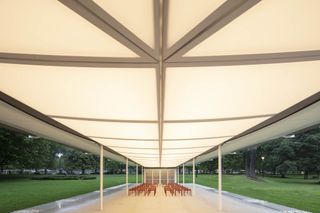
[0,174,319,213]
[180,174,320,213]
[0,174,141,213]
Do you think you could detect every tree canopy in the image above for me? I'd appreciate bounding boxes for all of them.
[0,126,319,178]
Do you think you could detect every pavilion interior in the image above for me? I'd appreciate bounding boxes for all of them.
[0,0,320,179]
[1,1,320,212]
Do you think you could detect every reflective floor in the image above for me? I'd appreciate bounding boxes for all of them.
[16,184,308,213]
[58,185,294,213]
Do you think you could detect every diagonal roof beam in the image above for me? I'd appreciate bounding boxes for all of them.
[0,53,157,68]
[48,115,158,123]
[164,0,261,61]
[165,50,320,67]
[59,0,158,62]
[164,114,274,123]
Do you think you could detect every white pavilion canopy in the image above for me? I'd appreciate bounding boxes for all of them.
[0,0,320,167]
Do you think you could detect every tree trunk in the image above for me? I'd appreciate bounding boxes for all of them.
[45,168,48,175]
[245,151,250,177]
[245,146,257,178]
[304,169,309,179]
[249,146,257,178]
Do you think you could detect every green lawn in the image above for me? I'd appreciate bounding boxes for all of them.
[0,174,319,213]
[0,174,141,213]
[180,174,320,213]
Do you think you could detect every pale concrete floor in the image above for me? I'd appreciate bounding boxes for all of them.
[60,185,282,213]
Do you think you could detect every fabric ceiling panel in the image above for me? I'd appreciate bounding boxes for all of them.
[162,157,198,161]
[167,0,225,47]
[161,147,214,165]
[1,0,320,168]
[161,161,188,167]
[94,138,158,149]
[53,119,158,140]
[94,0,155,48]
[109,148,158,155]
[0,0,137,57]
[185,0,320,56]
[163,117,269,140]
[162,147,211,155]
[162,137,230,149]
[165,61,320,120]
[0,63,157,120]
[127,155,158,158]
[94,138,159,166]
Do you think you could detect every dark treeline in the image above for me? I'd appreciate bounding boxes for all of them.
[1,127,320,179]
[189,127,320,179]
[0,128,127,175]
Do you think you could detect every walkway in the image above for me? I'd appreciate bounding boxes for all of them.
[16,184,308,213]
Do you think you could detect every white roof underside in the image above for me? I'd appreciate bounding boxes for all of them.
[0,0,320,167]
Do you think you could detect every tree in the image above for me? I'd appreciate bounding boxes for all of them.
[223,152,244,174]
[245,146,257,178]
[0,128,25,171]
[276,160,297,178]
[295,130,320,179]
[64,149,98,174]
[106,160,122,174]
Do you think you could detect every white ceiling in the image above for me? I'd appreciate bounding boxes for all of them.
[0,0,320,167]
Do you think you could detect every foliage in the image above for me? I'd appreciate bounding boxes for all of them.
[276,160,297,178]
[0,128,60,172]
[64,149,99,174]
[31,175,96,180]
[259,128,320,178]
[0,127,129,175]
[0,128,25,170]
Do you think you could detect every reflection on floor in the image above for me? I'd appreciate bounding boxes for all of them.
[15,184,308,213]
[59,185,288,213]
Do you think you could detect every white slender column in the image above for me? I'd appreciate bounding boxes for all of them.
[218,145,222,211]
[99,144,104,211]
[193,158,195,195]
[152,169,154,184]
[142,166,144,183]
[159,170,161,185]
[136,164,138,185]
[166,170,169,184]
[183,164,185,185]
[144,168,146,183]
[174,169,177,183]
[177,167,179,183]
[126,158,128,195]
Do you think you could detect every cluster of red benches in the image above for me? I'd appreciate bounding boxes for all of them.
[129,183,157,196]
[164,183,192,196]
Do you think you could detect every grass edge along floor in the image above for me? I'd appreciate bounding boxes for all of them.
[0,174,319,213]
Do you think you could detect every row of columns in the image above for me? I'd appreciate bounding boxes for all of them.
[99,145,144,211]
[176,144,223,211]
[99,144,223,211]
